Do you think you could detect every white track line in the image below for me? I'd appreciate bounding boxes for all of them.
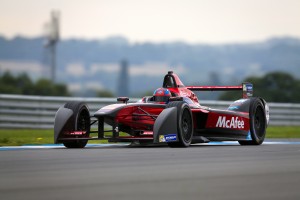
[1,141,300,150]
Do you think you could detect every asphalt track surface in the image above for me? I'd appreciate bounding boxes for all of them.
[1,140,300,200]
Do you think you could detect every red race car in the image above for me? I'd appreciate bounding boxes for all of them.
[54,71,269,148]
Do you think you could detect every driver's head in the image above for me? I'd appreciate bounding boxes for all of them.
[153,88,171,103]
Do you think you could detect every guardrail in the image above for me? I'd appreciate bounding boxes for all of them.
[0,94,299,129]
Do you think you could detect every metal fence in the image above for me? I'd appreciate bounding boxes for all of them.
[0,94,299,129]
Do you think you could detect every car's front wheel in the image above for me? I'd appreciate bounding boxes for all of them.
[62,102,90,148]
[239,98,267,145]
[166,101,194,147]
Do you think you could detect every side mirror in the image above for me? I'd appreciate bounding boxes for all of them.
[117,97,129,104]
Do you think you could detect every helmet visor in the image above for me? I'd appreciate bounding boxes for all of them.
[154,96,169,102]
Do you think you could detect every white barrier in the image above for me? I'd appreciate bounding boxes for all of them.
[0,94,299,129]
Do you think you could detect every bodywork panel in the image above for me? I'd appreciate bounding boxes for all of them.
[54,107,73,143]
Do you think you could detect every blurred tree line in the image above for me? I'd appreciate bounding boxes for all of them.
[219,71,300,103]
[0,71,115,97]
[0,72,70,96]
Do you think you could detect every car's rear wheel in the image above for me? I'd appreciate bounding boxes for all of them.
[166,101,193,147]
[239,98,266,145]
[62,102,90,148]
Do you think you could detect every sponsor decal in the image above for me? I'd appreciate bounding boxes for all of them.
[243,84,247,92]
[246,84,253,97]
[247,85,253,91]
[216,116,244,129]
[159,134,177,142]
[246,131,252,140]
[164,134,177,142]
[68,131,86,135]
[228,106,239,110]
[143,131,153,135]
[159,135,166,142]
[243,83,253,98]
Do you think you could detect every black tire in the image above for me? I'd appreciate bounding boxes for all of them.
[239,98,266,145]
[166,101,194,147]
[62,102,90,148]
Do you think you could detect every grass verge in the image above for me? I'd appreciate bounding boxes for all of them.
[0,129,54,146]
[0,126,299,146]
[0,129,109,146]
[266,126,300,138]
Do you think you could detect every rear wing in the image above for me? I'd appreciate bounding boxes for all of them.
[186,83,253,99]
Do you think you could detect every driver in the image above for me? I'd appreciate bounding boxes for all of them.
[153,88,171,104]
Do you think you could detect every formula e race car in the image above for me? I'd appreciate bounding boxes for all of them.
[54,71,269,148]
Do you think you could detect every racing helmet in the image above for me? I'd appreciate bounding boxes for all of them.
[153,88,171,103]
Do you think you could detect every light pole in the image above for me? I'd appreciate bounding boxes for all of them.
[44,10,60,82]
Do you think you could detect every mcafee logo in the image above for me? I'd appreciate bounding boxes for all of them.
[216,116,244,129]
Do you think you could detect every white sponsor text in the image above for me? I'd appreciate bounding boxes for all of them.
[216,116,244,129]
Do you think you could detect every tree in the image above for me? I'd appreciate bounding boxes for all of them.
[0,72,70,96]
[16,73,34,95]
[219,71,300,103]
[96,90,114,97]
[54,83,69,96]
[0,72,22,94]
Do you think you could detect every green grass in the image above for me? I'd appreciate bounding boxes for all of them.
[0,129,109,146]
[0,126,300,146]
[0,129,54,146]
[266,126,300,138]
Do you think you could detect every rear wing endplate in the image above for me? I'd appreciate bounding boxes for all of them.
[187,83,253,98]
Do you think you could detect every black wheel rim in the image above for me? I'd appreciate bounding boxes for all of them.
[182,109,192,142]
[254,105,265,138]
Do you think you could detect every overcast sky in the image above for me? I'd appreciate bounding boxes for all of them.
[1,0,300,44]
